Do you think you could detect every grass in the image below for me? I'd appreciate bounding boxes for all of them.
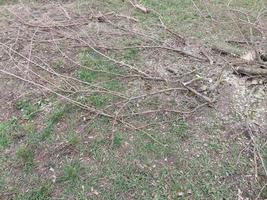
[16,145,35,169]
[123,48,140,61]
[78,50,125,108]
[16,100,40,121]
[52,114,248,199]
[112,134,123,148]
[0,118,17,149]
[0,0,16,5]
[88,93,110,108]
[0,122,11,149]
[0,102,262,199]
[67,133,81,147]
[40,104,70,140]
[59,161,82,183]
[0,0,266,199]
[78,50,126,85]
[134,0,265,54]
[170,117,189,140]
[15,183,52,200]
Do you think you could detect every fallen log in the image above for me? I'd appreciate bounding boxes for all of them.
[235,66,267,76]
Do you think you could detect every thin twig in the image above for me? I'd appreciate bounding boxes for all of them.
[246,124,267,177]
[121,103,208,118]
[0,42,127,98]
[73,44,207,61]
[0,69,113,119]
[180,81,214,103]
[255,183,267,200]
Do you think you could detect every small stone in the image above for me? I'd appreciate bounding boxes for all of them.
[178,192,184,197]
[251,80,258,85]
[241,50,256,61]
[201,85,208,91]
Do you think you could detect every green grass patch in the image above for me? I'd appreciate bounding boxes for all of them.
[88,93,110,108]
[0,1,264,199]
[67,133,81,147]
[15,183,52,200]
[78,50,124,90]
[0,0,17,5]
[16,145,35,169]
[52,59,65,71]
[123,48,140,61]
[78,68,98,83]
[74,116,248,199]
[59,161,82,184]
[113,133,123,149]
[103,79,123,91]
[135,0,265,50]
[77,49,126,111]
[0,122,11,149]
[40,104,70,140]
[170,117,189,140]
[21,122,39,145]
[16,100,40,121]
[0,118,17,149]
[79,50,123,80]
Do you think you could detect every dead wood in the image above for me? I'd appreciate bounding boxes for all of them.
[211,46,239,57]
[235,66,267,76]
[73,44,208,61]
[128,0,149,13]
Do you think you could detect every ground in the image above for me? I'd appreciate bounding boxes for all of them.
[0,0,266,199]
